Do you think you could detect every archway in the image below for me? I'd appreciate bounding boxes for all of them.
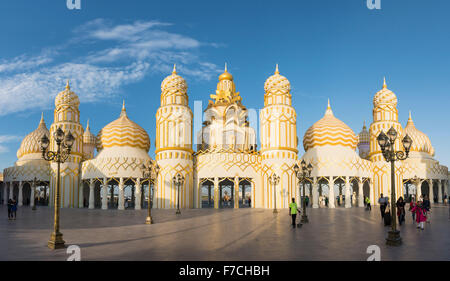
[239,179,252,208]
[421,181,430,199]
[201,179,214,208]
[219,178,234,209]
[334,178,345,207]
[318,178,329,208]
[22,183,31,206]
[363,181,370,200]
[82,182,89,208]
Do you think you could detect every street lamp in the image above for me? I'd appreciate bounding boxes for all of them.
[294,160,313,223]
[40,127,74,249]
[377,127,412,246]
[173,173,184,214]
[141,160,160,224]
[269,173,280,214]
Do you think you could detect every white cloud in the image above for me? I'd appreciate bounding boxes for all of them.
[0,54,53,73]
[0,135,22,153]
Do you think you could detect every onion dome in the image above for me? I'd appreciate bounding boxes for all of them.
[97,101,150,152]
[83,120,96,145]
[303,100,358,151]
[16,113,49,159]
[161,64,187,93]
[264,64,291,94]
[403,111,434,156]
[373,77,397,107]
[55,80,80,108]
[358,121,370,144]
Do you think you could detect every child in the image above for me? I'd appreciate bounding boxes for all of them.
[409,200,416,224]
[412,202,427,230]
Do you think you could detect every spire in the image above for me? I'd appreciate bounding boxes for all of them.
[383,77,387,89]
[172,64,177,74]
[66,80,71,91]
[38,112,46,128]
[224,62,228,72]
[86,119,90,130]
[120,100,127,117]
[363,120,366,130]
[275,64,279,74]
[407,110,414,126]
[325,98,333,116]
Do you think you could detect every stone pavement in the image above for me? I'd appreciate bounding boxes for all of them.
[1,204,449,261]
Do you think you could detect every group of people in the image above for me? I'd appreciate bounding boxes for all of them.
[7,197,18,220]
[378,193,431,230]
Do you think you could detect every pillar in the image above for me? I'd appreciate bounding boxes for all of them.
[30,181,35,208]
[428,179,434,204]
[79,181,84,208]
[89,179,95,209]
[234,176,239,209]
[416,179,422,199]
[250,181,255,208]
[101,178,108,210]
[135,178,142,210]
[358,178,364,207]
[328,177,335,208]
[118,178,125,210]
[214,177,219,209]
[438,180,443,203]
[345,176,351,208]
[18,181,23,206]
[9,182,13,199]
[312,177,319,208]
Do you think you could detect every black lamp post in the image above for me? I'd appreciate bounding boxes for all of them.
[141,160,160,224]
[40,127,75,249]
[377,127,412,246]
[173,173,184,215]
[269,173,280,214]
[294,160,313,223]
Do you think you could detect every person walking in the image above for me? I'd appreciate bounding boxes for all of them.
[410,200,417,224]
[396,197,406,225]
[412,201,427,230]
[365,197,372,211]
[378,193,387,220]
[422,195,431,223]
[11,197,17,220]
[288,198,300,228]
[7,198,12,220]
[383,204,392,226]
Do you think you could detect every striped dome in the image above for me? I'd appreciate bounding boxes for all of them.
[403,111,434,156]
[373,78,397,107]
[55,81,80,108]
[264,64,291,94]
[161,65,187,93]
[358,122,370,144]
[303,100,357,151]
[17,113,49,159]
[97,102,150,152]
[83,120,96,145]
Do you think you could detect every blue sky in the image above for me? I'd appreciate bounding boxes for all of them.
[0,0,449,170]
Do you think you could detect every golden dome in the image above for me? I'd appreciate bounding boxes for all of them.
[83,120,96,145]
[161,64,187,93]
[210,63,241,105]
[403,111,434,156]
[97,102,150,152]
[303,100,358,151]
[17,113,49,159]
[219,63,233,81]
[55,80,80,108]
[264,64,291,94]
[358,121,370,144]
[373,77,397,107]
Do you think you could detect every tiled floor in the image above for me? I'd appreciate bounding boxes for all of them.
[1,204,449,261]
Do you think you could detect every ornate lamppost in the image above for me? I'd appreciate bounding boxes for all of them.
[40,127,75,249]
[269,173,280,214]
[141,160,160,224]
[294,160,313,223]
[377,127,412,246]
[173,173,184,215]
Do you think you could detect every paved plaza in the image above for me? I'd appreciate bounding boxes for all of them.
[1,205,449,261]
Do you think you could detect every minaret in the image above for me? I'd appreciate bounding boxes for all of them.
[49,81,84,208]
[369,78,404,204]
[357,121,370,159]
[82,119,96,160]
[259,65,298,209]
[155,65,194,209]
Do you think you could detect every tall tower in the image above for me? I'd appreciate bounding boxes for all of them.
[155,65,194,209]
[369,78,404,203]
[49,81,84,208]
[260,65,298,209]
[357,121,370,159]
[82,120,96,161]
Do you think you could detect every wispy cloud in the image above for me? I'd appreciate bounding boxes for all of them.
[0,19,223,116]
[0,135,22,153]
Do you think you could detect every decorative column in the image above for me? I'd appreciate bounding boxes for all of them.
[438,180,443,203]
[214,177,219,209]
[250,181,255,208]
[234,176,239,209]
[18,181,23,206]
[9,182,13,199]
[135,178,141,210]
[358,178,364,207]
[369,180,374,206]
[328,177,335,208]
[428,179,434,204]
[78,181,84,208]
[101,178,108,210]
[89,179,95,209]
[30,181,35,208]
[345,176,351,208]
[312,177,319,208]
[416,179,422,199]
[118,178,125,210]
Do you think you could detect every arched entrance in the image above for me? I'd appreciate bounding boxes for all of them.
[239,179,252,208]
[219,178,234,208]
[334,178,345,207]
[318,178,329,208]
[421,181,430,199]
[22,183,31,206]
[201,179,214,208]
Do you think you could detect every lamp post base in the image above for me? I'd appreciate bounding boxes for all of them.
[300,215,309,223]
[48,232,65,249]
[176,209,181,215]
[273,209,278,214]
[386,230,402,246]
[145,216,153,224]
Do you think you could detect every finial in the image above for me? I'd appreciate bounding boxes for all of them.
[275,64,279,74]
[383,77,387,89]
[172,64,177,74]
[325,98,333,115]
[224,63,228,72]
[66,80,70,90]
[120,100,127,117]
[86,119,90,130]
[39,112,45,125]
[363,120,366,129]
[327,98,331,109]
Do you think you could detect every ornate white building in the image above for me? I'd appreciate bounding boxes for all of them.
[2,68,449,209]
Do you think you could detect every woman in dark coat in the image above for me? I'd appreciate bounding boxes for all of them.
[396,197,406,225]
